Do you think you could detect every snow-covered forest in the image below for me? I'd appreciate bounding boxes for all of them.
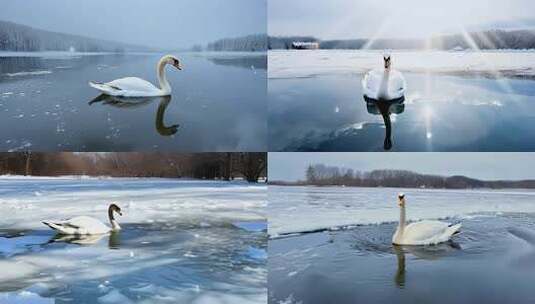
[269,29,535,50]
[205,34,267,52]
[270,164,535,189]
[0,20,150,52]
[0,153,267,182]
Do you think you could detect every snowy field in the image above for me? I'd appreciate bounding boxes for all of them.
[269,50,535,79]
[268,186,535,237]
[0,176,267,303]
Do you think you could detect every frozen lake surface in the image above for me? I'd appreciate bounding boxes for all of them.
[268,186,535,304]
[0,177,267,303]
[269,50,535,151]
[0,52,266,152]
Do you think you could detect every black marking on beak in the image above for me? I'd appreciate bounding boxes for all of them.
[172,59,182,70]
[398,194,405,199]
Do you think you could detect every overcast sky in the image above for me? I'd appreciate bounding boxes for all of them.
[0,0,266,49]
[269,153,535,182]
[269,0,535,39]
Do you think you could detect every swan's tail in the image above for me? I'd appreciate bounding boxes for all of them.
[89,81,107,91]
[89,81,122,94]
[42,221,65,232]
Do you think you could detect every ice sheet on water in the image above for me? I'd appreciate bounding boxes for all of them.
[269,50,535,79]
[269,186,535,237]
[0,51,112,58]
[1,176,266,230]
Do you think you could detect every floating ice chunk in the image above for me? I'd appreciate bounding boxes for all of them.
[5,70,52,77]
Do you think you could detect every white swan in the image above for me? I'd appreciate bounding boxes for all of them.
[89,55,182,97]
[362,51,406,101]
[42,203,122,235]
[392,194,461,245]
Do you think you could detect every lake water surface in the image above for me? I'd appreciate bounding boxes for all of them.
[269,213,535,304]
[0,52,266,152]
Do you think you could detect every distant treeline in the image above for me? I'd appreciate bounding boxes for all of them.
[0,20,150,52]
[193,34,267,52]
[0,153,266,183]
[269,164,535,189]
[268,29,535,50]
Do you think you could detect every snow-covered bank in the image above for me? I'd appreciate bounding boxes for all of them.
[268,50,535,79]
[268,186,535,237]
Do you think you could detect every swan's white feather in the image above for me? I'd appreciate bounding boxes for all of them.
[393,220,461,245]
[43,216,110,235]
[362,68,405,100]
[90,77,164,97]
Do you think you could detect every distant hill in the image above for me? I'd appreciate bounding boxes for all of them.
[203,34,267,52]
[270,166,535,189]
[269,29,535,50]
[0,20,152,52]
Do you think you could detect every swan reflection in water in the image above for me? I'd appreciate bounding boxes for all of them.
[89,94,179,136]
[364,97,405,150]
[393,242,461,288]
[50,231,121,249]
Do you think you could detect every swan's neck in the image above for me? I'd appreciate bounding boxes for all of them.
[398,205,406,231]
[157,59,171,95]
[111,219,121,231]
[108,208,121,231]
[378,68,390,99]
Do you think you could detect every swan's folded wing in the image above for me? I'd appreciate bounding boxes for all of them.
[403,220,451,244]
[107,77,159,92]
[67,216,107,229]
[389,69,406,98]
[362,69,382,99]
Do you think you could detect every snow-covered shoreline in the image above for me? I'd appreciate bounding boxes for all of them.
[268,50,535,79]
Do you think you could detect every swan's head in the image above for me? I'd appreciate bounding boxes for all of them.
[383,51,391,69]
[109,203,122,216]
[397,193,405,207]
[163,55,183,70]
